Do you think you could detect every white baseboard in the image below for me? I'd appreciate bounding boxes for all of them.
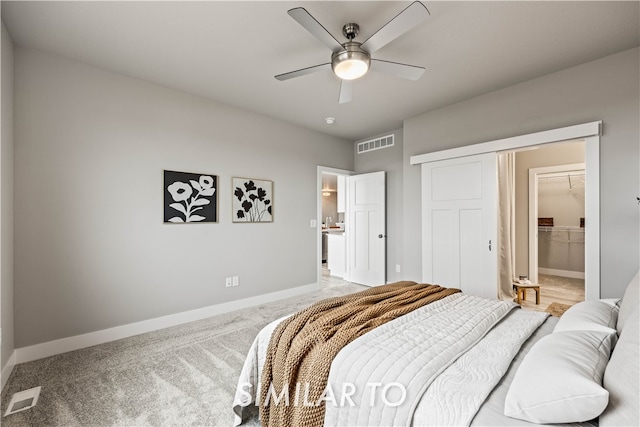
[539,267,585,280]
[15,282,320,365]
[1,350,16,392]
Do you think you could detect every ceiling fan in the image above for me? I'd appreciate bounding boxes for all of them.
[275,1,430,104]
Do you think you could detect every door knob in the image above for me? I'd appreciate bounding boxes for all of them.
[378,234,385,238]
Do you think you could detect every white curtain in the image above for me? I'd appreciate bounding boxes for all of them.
[497,152,516,300]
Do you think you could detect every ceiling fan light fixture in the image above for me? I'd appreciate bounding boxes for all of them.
[331,43,371,80]
[279,3,429,102]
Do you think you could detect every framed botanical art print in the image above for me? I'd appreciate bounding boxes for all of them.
[232,177,273,223]
[164,170,218,223]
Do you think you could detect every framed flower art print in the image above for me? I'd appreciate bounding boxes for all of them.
[232,177,273,223]
[164,170,218,223]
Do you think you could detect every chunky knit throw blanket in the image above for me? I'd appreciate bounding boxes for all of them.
[258,281,460,427]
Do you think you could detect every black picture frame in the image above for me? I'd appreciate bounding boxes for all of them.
[164,170,218,223]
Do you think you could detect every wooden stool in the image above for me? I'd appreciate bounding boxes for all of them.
[513,283,540,305]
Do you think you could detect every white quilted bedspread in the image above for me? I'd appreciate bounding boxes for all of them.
[412,308,548,426]
[233,293,548,427]
[323,293,517,426]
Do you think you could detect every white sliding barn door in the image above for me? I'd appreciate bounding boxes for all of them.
[348,171,386,286]
[421,153,498,299]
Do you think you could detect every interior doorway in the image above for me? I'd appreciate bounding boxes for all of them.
[318,167,351,286]
[317,166,387,287]
[528,159,586,309]
[497,139,587,312]
[320,171,347,277]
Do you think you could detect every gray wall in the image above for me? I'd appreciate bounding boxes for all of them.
[1,22,15,371]
[354,129,404,283]
[403,47,639,298]
[13,48,353,348]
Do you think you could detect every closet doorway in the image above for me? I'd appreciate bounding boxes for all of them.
[528,157,586,308]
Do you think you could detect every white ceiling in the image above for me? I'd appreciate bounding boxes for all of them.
[2,1,639,142]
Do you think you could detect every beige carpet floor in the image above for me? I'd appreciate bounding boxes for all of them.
[1,279,365,427]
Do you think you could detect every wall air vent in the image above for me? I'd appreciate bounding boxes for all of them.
[357,134,394,154]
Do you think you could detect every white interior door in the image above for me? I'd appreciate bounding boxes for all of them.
[422,153,497,298]
[348,171,386,286]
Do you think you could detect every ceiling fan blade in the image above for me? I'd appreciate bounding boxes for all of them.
[288,7,344,52]
[338,80,353,104]
[275,63,331,81]
[370,59,425,80]
[360,1,429,54]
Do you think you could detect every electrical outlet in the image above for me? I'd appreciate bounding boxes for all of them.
[232,276,239,287]
[396,264,401,273]
[225,277,232,288]
[310,219,317,228]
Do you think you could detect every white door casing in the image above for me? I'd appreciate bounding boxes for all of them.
[348,171,386,286]
[421,153,498,299]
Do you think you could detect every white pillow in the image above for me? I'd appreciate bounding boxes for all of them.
[554,300,618,335]
[504,330,614,424]
[600,309,639,426]
[617,272,639,335]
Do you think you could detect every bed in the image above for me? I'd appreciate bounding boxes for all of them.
[232,273,639,426]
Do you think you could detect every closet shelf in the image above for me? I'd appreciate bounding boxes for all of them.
[538,226,585,232]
